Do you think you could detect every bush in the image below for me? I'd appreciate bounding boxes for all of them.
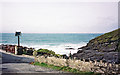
[23,50,27,54]
[26,50,33,55]
[17,47,23,55]
[37,49,62,58]
[37,49,55,55]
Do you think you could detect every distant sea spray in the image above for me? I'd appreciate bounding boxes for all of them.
[0,33,102,55]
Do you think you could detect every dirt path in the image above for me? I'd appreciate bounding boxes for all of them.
[0,49,64,73]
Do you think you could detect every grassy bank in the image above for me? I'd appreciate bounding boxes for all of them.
[37,49,62,57]
[32,62,101,75]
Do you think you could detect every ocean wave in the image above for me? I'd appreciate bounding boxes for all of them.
[21,42,87,55]
[1,42,87,55]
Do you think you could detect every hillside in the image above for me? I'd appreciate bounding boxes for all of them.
[73,28,120,63]
[81,28,120,52]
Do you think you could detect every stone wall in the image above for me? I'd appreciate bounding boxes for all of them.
[0,44,34,55]
[35,55,119,74]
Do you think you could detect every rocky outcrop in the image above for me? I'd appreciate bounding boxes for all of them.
[81,28,120,52]
[73,28,120,63]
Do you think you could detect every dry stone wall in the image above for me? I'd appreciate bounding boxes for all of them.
[35,55,119,74]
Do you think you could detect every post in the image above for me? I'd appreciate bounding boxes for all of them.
[15,31,21,47]
[18,36,20,47]
[15,45,18,54]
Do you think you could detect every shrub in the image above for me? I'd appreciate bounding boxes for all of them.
[23,50,27,54]
[37,49,55,55]
[37,49,63,58]
[17,47,23,55]
[26,50,33,55]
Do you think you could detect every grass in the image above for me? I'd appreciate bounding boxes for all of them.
[37,49,62,57]
[37,49,55,55]
[91,28,120,43]
[31,62,101,75]
[87,28,120,52]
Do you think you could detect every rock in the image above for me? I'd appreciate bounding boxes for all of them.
[77,50,83,53]
[79,29,119,52]
[62,54,69,59]
[65,48,75,50]
[73,28,120,63]
[78,46,86,50]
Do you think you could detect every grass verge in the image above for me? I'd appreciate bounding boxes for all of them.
[31,62,101,75]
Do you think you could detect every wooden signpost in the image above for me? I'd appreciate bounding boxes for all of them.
[15,32,21,47]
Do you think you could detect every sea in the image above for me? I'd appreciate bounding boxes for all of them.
[0,33,102,55]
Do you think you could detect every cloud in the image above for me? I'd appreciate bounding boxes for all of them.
[1,2,118,33]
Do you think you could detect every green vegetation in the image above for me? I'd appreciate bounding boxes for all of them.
[37,49,55,55]
[37,49,62,57]
[22,48,62,57]
[23,49,27,54]
[87,28,120,52]
[32,62,100,75]
[22,48,34,55]
[92,28,119,43]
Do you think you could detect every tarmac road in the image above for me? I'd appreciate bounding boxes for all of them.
[0,49,65,74]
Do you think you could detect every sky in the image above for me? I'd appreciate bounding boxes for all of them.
[0,0,119,33]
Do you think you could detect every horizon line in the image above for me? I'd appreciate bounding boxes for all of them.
[0,32,104,34]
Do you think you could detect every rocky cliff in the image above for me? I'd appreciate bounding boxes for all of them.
[73,28,120,63]
[81,28,120,52]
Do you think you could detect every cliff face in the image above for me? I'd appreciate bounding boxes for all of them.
[73,28,120,63]
[81,28,120,52]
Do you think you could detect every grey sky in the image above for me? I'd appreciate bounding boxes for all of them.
[0,0,118,33]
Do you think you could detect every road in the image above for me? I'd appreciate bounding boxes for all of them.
[0,49,65,74]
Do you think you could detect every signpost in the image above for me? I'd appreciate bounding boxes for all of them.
[15,32,21,47]
[15,31,22,55]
